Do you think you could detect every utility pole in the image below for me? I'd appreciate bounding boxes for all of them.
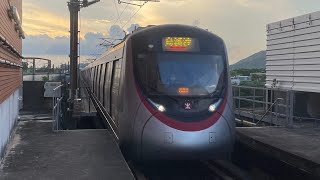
[68,0,100,115]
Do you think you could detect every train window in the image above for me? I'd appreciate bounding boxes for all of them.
[99,64,106,104]
[93,66,97,93]
[135,52,226,97]
[91,67,95,90]
[111,60,122,124]
[104,62,113,113]
[95,65,99,96]
[97,65,103,99]
[86,70,89,84]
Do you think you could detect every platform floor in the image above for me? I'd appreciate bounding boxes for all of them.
[0,117,135,180]
[236,127,320,177]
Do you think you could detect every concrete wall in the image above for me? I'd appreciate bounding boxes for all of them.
[22,81,52,111]
[0,89,19,160]
[0,0,22,161]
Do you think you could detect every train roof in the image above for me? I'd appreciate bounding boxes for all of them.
[82,24,224,70]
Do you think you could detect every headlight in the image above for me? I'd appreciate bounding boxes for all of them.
[147,98,166,112]
[208,104,217,112]
[157,105,166,112]
[208,98,223,112]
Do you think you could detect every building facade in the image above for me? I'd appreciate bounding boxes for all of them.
[266,11,320,119]
[0,0,23,159]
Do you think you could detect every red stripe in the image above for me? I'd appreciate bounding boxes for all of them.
[136,83,228,131]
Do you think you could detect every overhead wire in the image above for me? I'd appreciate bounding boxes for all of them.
[113,4,129,26]
[98,1,128,48]
[99,1,148,49]
[113,0,121,22]
[121,2,146,29]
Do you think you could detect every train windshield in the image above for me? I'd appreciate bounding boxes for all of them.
[136,52,225,97]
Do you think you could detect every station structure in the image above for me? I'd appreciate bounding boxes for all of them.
[234,11,320,177]
[0,0,23,158]
[0,1,320,179]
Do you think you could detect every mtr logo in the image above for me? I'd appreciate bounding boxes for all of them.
[183,101,193,110]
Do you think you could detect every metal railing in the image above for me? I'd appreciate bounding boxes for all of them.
[256,98,283,126]
[232,85,293,127]
[52,85,63,131]
[233,85,320,128]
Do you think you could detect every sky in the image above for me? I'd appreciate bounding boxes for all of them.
[22,0,320,64]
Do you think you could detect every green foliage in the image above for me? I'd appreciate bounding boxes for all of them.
[251,73,266,82]
[230,68,265,77]
[42,76,49,81]
[22,62,28,71]
[240,81,265,87]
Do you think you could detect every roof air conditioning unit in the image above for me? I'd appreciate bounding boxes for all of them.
[9,6,21,26]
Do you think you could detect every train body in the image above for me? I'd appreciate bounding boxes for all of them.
[81,24,235,160]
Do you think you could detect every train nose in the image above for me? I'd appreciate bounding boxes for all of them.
[140,115,233,160]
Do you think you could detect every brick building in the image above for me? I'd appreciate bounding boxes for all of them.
[0,0,23,158]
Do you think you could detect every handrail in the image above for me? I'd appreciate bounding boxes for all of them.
[255,98,283,126]
[53,84,63,92]
[52,85,63,131]
[233,97,288,108]
[232,85,269,91]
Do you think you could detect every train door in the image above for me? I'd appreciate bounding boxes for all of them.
[99,64,106,104]
[104,62,113,114]
[110,59,122,125]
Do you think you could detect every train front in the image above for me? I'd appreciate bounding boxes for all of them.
[131,25,235,160]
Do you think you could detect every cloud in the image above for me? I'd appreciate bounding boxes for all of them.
[127,24,140,33]
[23,2,69,37]
[22,0,320,63]
[23,32,104,56]
[235,0,263,8]
[132,0,301,63]
[94,19,112,24]
[109,25,126,40]
[80,32,105,55]
[22,24,140,56]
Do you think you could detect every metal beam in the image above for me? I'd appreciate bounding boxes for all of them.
[68,0,100,115]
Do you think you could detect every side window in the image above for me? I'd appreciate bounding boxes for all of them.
[87,69,89,83]
[104,62,113,113]
[95,65,100,96]
[90,68,95,90]
[99,64,106,104]
[110,60,122,124]
[97,65,102,99]
[93,66,97,93]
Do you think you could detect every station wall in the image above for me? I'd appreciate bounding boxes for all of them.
[0,89,19,159]
[0,0,22,159]
[266,11,320,93]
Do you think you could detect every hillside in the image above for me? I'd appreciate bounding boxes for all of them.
[230,50,266,70]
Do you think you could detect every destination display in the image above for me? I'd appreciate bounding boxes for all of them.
[162,37,199,52]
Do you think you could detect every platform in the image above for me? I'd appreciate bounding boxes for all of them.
[0,115,135,180]
[236,127,320,177]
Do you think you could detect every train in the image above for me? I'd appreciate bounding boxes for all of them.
[80,24,235,161]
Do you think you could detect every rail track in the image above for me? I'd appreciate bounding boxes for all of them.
[129,160,249,180]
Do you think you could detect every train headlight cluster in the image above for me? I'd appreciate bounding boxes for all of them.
[148,98,166,112]
[208,99,223,112]
[208,104,217,112]
[158,105,166,112]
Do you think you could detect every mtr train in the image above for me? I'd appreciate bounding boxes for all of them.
[81,24,235,160]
